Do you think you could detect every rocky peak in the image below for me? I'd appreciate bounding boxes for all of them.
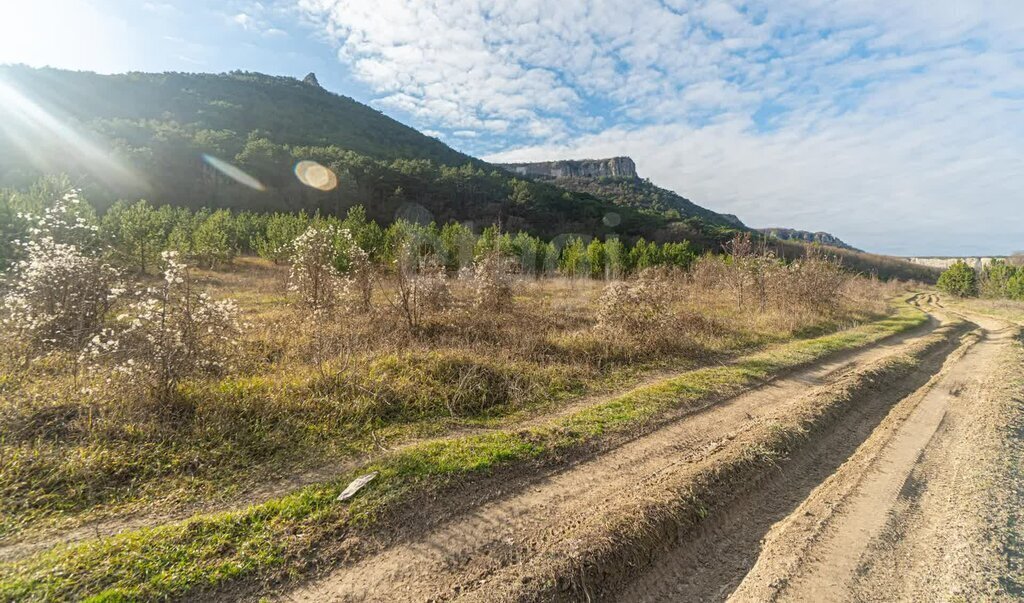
[499,156,638,179]
[302,72,322,88]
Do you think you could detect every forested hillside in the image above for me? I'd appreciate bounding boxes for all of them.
[0,66,703,242]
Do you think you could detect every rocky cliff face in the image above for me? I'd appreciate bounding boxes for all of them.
[758,228,859,251]
[499,156,638,179]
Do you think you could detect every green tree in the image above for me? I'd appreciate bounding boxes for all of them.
[661,241,695,270]
[936,261,978,298]
[1007,268,1024,301]
[101,199,167,273]
[628,238,658,271]
[342,205,385,260]
[604,237,625,280]
[439,221,476,273]
[192,209,235,269]
[559,236,588,278]
[257,212,309,263]
[587,238,606,279]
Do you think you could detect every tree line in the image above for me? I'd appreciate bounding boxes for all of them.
[936,258,1024,299]
[0,183,698,279]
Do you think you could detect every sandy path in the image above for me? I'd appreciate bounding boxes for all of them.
[280,313,952,602]
[726,305,1022,602]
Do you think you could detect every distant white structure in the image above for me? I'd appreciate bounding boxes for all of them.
[906,257,1005,271]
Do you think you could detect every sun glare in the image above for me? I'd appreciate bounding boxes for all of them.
[201,154,266,191]
[294,160,338,191]
[0,77,144,190]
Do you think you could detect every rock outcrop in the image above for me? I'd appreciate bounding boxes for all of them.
[500,156,638,179]
[302,72,322,88]
[758,228,859,251]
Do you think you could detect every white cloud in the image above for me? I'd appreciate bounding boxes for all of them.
[296,0,1024,255]
[230,4,290,37]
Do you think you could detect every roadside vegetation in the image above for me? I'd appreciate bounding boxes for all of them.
[937,256,1024,300]
[0,181,924,600]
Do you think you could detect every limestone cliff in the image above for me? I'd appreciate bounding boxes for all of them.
[757,228,859,251]
[500,156,638,179]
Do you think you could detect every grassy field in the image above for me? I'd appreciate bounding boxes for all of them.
[951,297,1024,325]
[0,253,923,601]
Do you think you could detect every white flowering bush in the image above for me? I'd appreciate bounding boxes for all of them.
[2,237,121,353]
[1,191,118,354]
[473,249,514,312]
[22,189,99,249]
[83,252,241,399]
[288,224,347,312]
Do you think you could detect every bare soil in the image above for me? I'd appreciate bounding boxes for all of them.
[729,307,1023,602]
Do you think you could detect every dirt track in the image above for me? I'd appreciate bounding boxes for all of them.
[726,303,1023,602]
[280,295,1022,602]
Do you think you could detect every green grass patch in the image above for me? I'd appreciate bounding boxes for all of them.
[0,299,928,602]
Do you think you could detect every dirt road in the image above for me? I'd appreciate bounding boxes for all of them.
[279,296,1022,602]
[723,306,1023,602]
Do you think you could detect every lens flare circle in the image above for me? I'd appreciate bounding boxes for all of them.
[295,160,338,191]
[201,154,265,191]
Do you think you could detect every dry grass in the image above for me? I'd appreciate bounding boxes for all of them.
[0,255,909,537]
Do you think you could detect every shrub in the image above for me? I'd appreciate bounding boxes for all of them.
[2,236,121,354]
[388,239,452,331]
[83,252,241,400]
[937,261,978,297]
[780,248,847,312]
[1,191,119,355]
[596,268,673,341]
[415,255,453,313]
[345,243,375,313]
[473,249,515,312]
[288,224,347,312]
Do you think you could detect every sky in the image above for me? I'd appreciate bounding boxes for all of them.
[1,1,1023,256]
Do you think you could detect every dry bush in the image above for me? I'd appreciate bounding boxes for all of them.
[388,242,453,332]
[473,249,515,312]
[778,249,848,313]
[417,257,453,313]
[689,253,730,291]
[595,268,681,349]
[345,244,375,313]
[724,233,783,312]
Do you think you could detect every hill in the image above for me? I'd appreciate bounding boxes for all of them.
[758,227,860,251]
[0,66,680,241]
